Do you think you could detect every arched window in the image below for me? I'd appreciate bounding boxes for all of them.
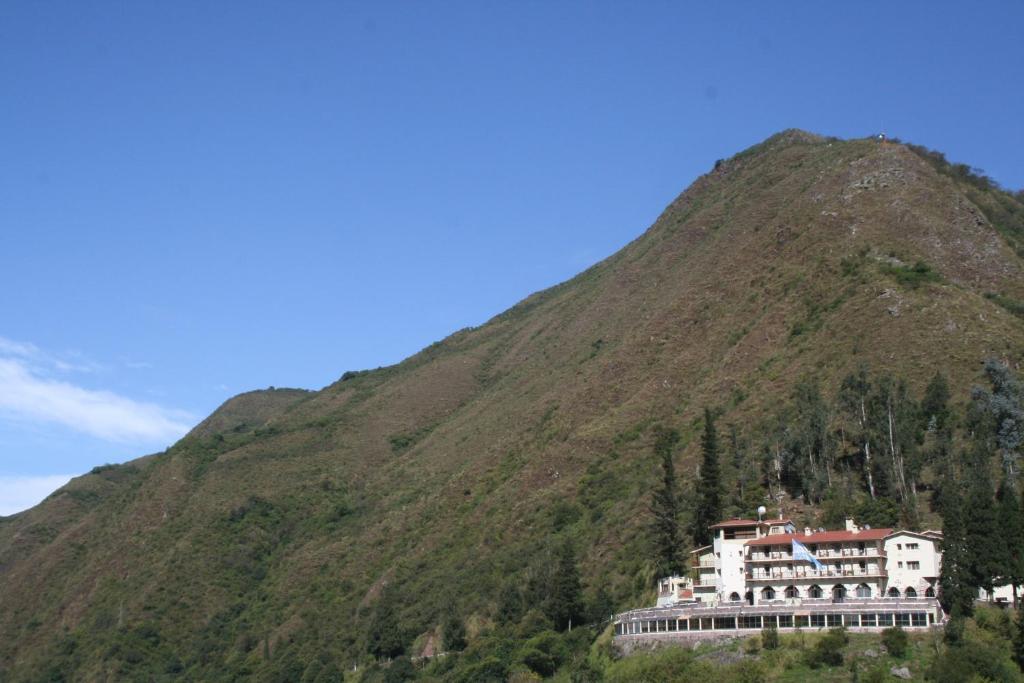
[761,587,776,600]
[856,583,871,598]
[785,585,799,599]
[905,587,917,599]
[729,592,741,602]
[808,584,823,599]
[887,587,900,598]
[925,586,935,598]
[832,585,846,602]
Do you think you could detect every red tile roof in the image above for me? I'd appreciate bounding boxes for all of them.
[745,528,893,547]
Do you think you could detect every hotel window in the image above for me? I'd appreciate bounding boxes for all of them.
[778,614,794,628]
[908,561,920,570]
[898,561,903,568]
[907,543,919,550]
[740,615,762,629]
[912,613,927,627]
[810,614,826,628]
[795,615,810,628]
[896,544,902,550]
[861,613,877,627]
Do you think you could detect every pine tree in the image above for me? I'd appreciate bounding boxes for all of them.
[996,478,1024,607]
[939,484,975,617]
[965,450,1001,599]
[693,408,722,547]
[649,426,685,576]
[546,541,584,631]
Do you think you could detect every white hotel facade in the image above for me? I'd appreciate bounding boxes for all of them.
[614,516,948,638]
[689,517,942,607]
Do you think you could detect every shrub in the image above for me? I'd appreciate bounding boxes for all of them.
[729,659,767,683]
[804,627,847,668]
[881,625,909,658]
[880,260,941,288]
[761,624,780,650]
[454,656,508,683]
[926,637,1021,683]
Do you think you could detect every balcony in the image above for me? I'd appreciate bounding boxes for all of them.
[745,568,883,581]
[748,547,882,563]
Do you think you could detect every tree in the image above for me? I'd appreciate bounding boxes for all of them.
[965,451,1001,599]
[838,366,877,499]
[996,478,1024,607]
[972,359,1024,477]
[939,484,974,616]
[693,408,723,547]
[441,605,466,652]
[921,372,952,433]
[788,379,834,502]
[1014,601,1024,671]
[366,585,408,659]
[922,374,957,517]
[649,426,685,576]
[869,374,920,513]
[495,582,524,625]
[546,541,584,630]
[728,424,755,510]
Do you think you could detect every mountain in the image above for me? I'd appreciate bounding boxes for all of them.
[2,130,1023,680]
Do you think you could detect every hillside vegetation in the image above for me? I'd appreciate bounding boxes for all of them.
[2,130,1024,681]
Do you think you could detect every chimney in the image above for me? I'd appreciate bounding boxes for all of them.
[845,517,859,533]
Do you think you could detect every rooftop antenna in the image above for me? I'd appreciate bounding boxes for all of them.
[757,505,767,521]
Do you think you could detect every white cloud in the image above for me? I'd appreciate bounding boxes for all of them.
[0,336,193,444]
[0,337,39,358]
[0,474,74,516]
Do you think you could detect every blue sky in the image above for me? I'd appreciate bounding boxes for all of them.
[1,1,1022,514]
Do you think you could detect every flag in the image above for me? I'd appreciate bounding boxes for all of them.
[792,539,824,571]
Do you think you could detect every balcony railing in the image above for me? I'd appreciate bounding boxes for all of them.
[748,548,882,562]
[745,568,883,581]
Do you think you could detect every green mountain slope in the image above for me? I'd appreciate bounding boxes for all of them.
[2,130,1023,680]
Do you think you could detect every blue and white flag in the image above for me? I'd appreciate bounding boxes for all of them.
[792,539,825,571]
